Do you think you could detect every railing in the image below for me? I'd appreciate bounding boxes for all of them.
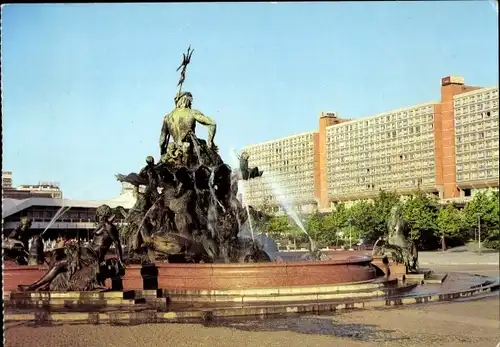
[27,218,95,223]
[3,219,130,230]
[10,217,126,224]
[3,221,109,230]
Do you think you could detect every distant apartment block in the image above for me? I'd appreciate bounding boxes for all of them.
[16,182,63,199]
[2,172,63,200]
[242,132,317,213]
[242,76,499,212]
[2,171,13,189]
[326,103,436,201]
[453,87,499,196]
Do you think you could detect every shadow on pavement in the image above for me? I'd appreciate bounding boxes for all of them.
[4,321,57,330]
[203,315,409,343]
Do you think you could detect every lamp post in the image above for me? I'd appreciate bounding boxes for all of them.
[348,217,354,251]
[477,214,482,255]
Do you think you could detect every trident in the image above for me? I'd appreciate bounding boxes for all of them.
[176,45,194,97]
[162,46,194,156]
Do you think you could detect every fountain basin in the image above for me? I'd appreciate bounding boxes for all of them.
[3,255,378,293]
[3,262,49,292]
[121,255,378,291]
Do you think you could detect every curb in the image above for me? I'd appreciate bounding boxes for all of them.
[5,280,420,306]
[5,283,499,324]
[419,263,499,266]
[3,284,419,308]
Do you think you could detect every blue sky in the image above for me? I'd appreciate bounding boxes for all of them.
[2,2,498,200]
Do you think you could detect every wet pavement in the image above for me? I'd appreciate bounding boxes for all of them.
[5,296,499,347]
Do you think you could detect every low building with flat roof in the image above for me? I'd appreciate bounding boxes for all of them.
[2,191,136,239]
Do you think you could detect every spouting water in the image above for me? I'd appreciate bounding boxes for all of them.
[207,170,219,239]
[237,177,255,242]
[136,194,165,238]
[244,203,255,242]
[230,148,255,241]
[190,133,204,166]
[260,171,309,239]
[42,205,72,236]
[228,171,244,239]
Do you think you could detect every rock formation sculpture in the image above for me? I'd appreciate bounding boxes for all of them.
[116,47,271,264]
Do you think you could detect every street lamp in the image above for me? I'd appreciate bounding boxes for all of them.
[348,217,354,251]
[476,214,482,255]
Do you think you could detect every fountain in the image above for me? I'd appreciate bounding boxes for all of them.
[106,47,376,289]
[257,172,328,260]
[42,205,72,236]
[3,48,498,324]
[261,172,308,237]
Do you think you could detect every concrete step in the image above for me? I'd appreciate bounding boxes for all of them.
[423,273,448,284]
[7,290,131,300]
[5,297,146,309]
[5,281,499,324]
[3,279,413,308]
[140,282,419,308]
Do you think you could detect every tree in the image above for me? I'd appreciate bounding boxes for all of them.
[256,197,274,215]
[463,191,500,250]
[252,198,274,233]
[487,192,500,250]
[402,189,439,249]
[322,202,349,246]
[324,202,348,231]
[305,213,328,246]
[436,203,465,250]
[346,201,377,242]
[372,190,400,241]
[286,217,309,244]
[262,215,290,239]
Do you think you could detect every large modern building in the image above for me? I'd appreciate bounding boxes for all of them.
[242,131,319,213]
[242,76,499,212]
[453,87,499,195]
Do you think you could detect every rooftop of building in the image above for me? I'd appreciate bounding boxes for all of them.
[240,77,497,149]
[2,191,136,219]
[243,130,317,149]
[453,85,499,98]
[18,182,61,189]
[325,101,439,131]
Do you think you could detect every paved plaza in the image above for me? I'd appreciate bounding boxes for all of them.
[5,294,499,347]
[5,264,499,347]
[418,250,499,266]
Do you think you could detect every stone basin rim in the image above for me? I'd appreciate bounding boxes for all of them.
[146,255,374,268]
[3,255,374,271]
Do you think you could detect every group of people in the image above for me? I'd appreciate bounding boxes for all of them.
[39,237,73,251]
[3,215,98,266]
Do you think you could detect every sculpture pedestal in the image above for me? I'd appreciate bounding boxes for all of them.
[371,255,407,281]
